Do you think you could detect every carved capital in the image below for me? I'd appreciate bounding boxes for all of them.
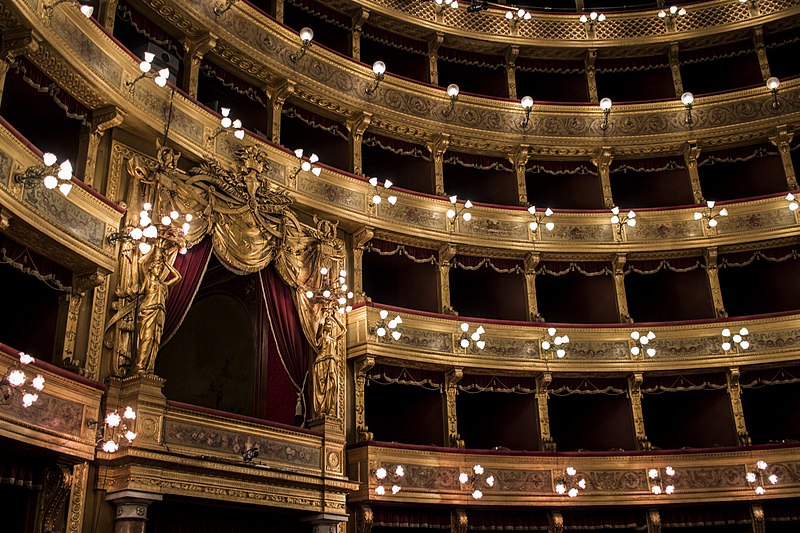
[352,8,370,31]
[683,140,702,168]
[183,32,218,59]
[438,242,457,265]
[769,125,794,153]
[353,227,374,249]
[0,206,12,231]
[428,133,451,163]
[73,269,107,295]
[549,510,564,533]
[91,104,125,134]
[751,504,765,533]
[266,78,296,105]
[524,251,541,273]
[427,32,444,54]
[347,112,372,141]
[354,356,375,442]
[445,367,464,448]
[1,29,41,60]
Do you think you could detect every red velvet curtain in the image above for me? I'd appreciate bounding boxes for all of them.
[162,238,213,345]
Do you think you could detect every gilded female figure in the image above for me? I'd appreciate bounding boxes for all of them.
[313,308,345,418]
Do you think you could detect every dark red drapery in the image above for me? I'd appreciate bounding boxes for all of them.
[162,239,213,345]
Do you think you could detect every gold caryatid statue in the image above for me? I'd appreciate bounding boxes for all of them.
[312,307,346,418]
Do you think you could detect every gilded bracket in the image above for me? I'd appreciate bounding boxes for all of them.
[536,372,555,451]
[182,32,218,99]
[452,509,468,533]
[511,144,529,206]
[668,43,683,97]
[354,356,375,442]
[549,510,564,533]
[703,247,727,318]
[752,27,770,82]
[444,367,464,448]
[352,226,374,303]
[505,46,519,100]
[427,33,444,88]
[351,8,370,62]
[84,105,126,187]
[727,367,751,446]
[355,504,373,533]
[591,147,614,209]
[683,140,705,204]
[438,243,457,315]
[524,252,543,322]
[613,253,633,323]
[348,111,372,177]
[265,78,296,144]
[769,126,797,190]
[628,373,651,450]
[585,49,598,103]
[428,133,450,197]
[751,504,765,533]
[647,509,661,533]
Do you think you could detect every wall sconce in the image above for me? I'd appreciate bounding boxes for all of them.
[15,152,74,196]
[694,200,728,228]
[520,95,534,129]
[766,76,781,109]
[658,5,687,19]
[241,445,259,463]
[579,11,606,25]
[467,0,488,12]
[109,202,192,255]
[44,0,94,18]
[506,7,532,27]
[214,0,238,15]
[291,148,321,180]
[368,177,397,206]
[721,327,750,353]
[1,352,45,408]
[209,107,245,141]
[459,323,486,351]
[747,461,778,495]
[555,466,586,497]
[648,466,676,495]
[541,327,569,359]
[786,192,798,211]
[610,206,636,235]
[100,406,137,453]
[443,84,460,117]
[365,61,386,95]
[304,267,353,314]
[630,330,656,358]
[599,97,613,131]
[434,0,459,14]
[290,27,314,63]
[375,465,405,495]
[528,206,554,232]
[373,309,403,341]
[460,464,494,499]
[681,91,694,125]
[127,52,170,92]
[447,195,473,223]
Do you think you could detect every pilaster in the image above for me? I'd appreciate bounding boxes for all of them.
[106,374,168,451]
[275,0,285,22]
[524,252,544,322]
[512,145,529,205]
[81,105,125,188]
[505,46,519,100]
[355,505,373,533]
[352,227,374,303]
[769,126,797,189]
[536,372,556,451]
[727,367,752,446]
[302,514,348,533]
[751,504,765,533]
[591,147,614,208]
[585,49,598,103]
[106,491,163,533]
[265,79,295,144]
[752,27,771,82]
[354,356,375,442]
[613,253,633,323]
[629,373,651,450]
[428,33,444,86]
[348,112,372,175]
[443,368,464,448]
[438,243,457,315]
[668,43,683,96]
[351,9,369,61]
[703,247,727,318]
[647,509,661,533]
[181,33,218,99]
[428,133,450,196]
[684,141,705,204]
[99,0,119,31]
[66,462,91,533]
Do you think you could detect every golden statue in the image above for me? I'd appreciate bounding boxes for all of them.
[313,307,345,418]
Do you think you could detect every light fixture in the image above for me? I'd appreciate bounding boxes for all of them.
[747,461,778,495]
[681,92,694,125]
[443,84,460,117]
[304,267,353,314]
[541,327,569,359]
[520,96,534,129]
[375,464,405,496]
[15,151,74,196]
[368,177,398,206]
[599,98,613,131]
[290,27,314,62]
[434,0,459,14]
[786,192,798,211]
[506,7,532,26]
[99,405,137,453]
[693,200,728,228]
[373,309,403,341]
[721,327,750,353]
[214,0,238,15]
[209,107,245,141]
[630,330,657,358]
[242,445,259,463]
[458,323,486,351]
[648,466,676,495]
[44,0,94,18]
[109,202,192,256]
[459,464,494,499]
[766,77,781,109]
[126,52,170,92]
[528,206,554,233]
[446,195,474,224]
[1,352,45,408]
[291,148,322,180]
[365,61,386,96]
[610,207,636,236]
[579,11,606,23]
[466,0,488,13]
[658,5,687,19]
[555,466,586,498]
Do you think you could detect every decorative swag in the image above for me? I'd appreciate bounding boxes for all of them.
[549,377,628,396]
[361,23,428,56]
[362,131,430,160]
[595,54,670,74]
[659,504,752,527]
[368,364,443,391]
[285,0,351,30]
[452,255,523,275]
[0,234,71,292]
[282,104,348,141]
[444,151,514,172]
[458,374,537,394]
[680,39,757,65]
[365,239,438,265]
[561,508,647,531]
[467,509,549,530]
[200,64,266,106]
[372,506,451,529]
[718,246,800,269]
[537,261,612,277]
[698,143,778,167]
[741,366,800,389]
[516,56,585,74]
[438,47,504,68]
[117,0,179,55]
[624,257,704,276]
[526,159,597,176]
[12,58,90,127]
[641,373,728,395]
[0,455,43,489]
[609,156,686,174]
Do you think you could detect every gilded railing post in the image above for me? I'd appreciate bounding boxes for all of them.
[586,49,598,103]
[537,372,556,451]
[669,43,683,96]
[354,356,375,442]
[591,147,614,208]
[512,145,529,205]
[769,126,797,189]
[751,504,765,533]
[444,368,464,448]
[629,373,651,450]
[265,79,295,144]
[428,33,444,86]
[684,141,705,204]
[351,8,369,61]
[524,252,544,322]
[727,367,752,446]
[613,253,633,323]
[80,105,124,189]
[647,509,661,533]
[348,112,372,175]
[181,33,218,99]
[429,133,450,197]
[451,509,468,533]
[352,227,374,303]
[505,46,519,100]
[438,243,457,315]
[549,510,564,533]
[752,27,771,81]
[704,247,728,318]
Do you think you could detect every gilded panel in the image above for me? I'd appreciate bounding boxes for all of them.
[460,218,528,241]
[299,175,365,211]
[673,465,744,489]
[717,209,794,235]
[379,203,447,231]
[548,222,612,243]
[0,391,85,437]
[568,340,629,360]
[586,470,649,492]
[50,10,121,86]
[479,337,540,359]
[23,187,106,247]
[391,326,453,353]
[626,219,702,241]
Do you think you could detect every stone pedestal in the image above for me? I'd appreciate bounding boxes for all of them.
[107,490,162,533]
[302,513,348,533]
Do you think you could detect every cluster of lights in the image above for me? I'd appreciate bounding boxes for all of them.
[434,0,459,13]
[443,84,460,116]
[630,330,656,358]
[209,107,245,141]
[365,61,386,96]
[18,152,75,197]
[100,406,137,453]
[506,7,532,23]
[555,466,586,498]
[610,207,637,234]
[747,461,778,495]
[599,98,613,130]
[528,206,554,232]
[579,11,606,24]
[721,327,750,353]
[658,5,687,18]
[694,200,728,228]
[648,466,676,495]
[3,352,45,408]
[45,0,94,18]
[305,267,353,314]
[292,149,322,179]
[374,309,403,341]
[447,195,473,222]
[127,52,170,91]
[786,192,798,211]
[291,27,314,62]
[459,464,494,500]
[375,465,404,495]
[369,177,397,206]
[520,95,534,128]
[459,323,486,350]
[128,203,191,256]
[541,327,569,359]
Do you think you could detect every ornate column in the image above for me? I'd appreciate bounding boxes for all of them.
[438,243,457,315]
[769,126,797,189]
[348,112,372,175]
[613,253,633,323]
[107,491,163,533]
[647,509,661,533]
[34,463,73,533]
[505,46,519,100]
[80,105,125,188]
[629,373,651,450]
[585,49,598,103]
[99,0,119,31]
[265,79,295,144]
[668,43,683,96]
[536,372,556,451]
[60,270,105,373]
[684,141,705,204]
[451,509,468,533]
[444,368,464,448]
[181,33,217,99]
[66,462,91,533]
[703,247,728,318]
[727,367,752,446]
[751,504,765,533]
[591,147,614,209]
[428,33,444,85]
[352,227,374,303]
[351,8,370,61]
[0,29,40,107]
[524,252,544,322]
[354,356,375,442]
[274,0,285,22]
[752,27,771,82]
[549,510,564,533]
[512,145,529,205]
[428,133,450,196]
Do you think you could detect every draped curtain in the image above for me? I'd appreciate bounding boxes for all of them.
[162,238,213,345]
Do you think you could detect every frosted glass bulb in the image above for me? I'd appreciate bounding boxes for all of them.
[43,152,57,166]
[43,175,58,189]
[520,96,534,109]
[105,411,122,428]
[299,27,314,42]
[372,61,386,76]
[459,473,469,484]
[392,331,401,340]
[379,310,389,320]
[462,212,472,221]
[221,116,232,128]
[138,242,152,255]
[375,486,385,495]
[681,92,694,106]
[19,353,34,365]
[599,98,613,111]
[447,84,460,97]
[124,406,136,419]
[376,467,387,479]
[7,370,26,387]
[102,439,119,453]
[32,375,45,391]
[22,393,38,408]
[58,182,73,196]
